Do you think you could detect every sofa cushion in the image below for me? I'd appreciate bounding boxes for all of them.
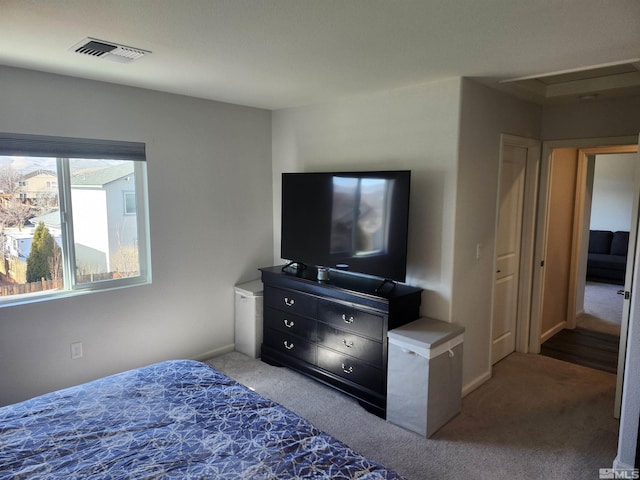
[611,231,630,256]
[588,253,628,270]
[589,230,614,254]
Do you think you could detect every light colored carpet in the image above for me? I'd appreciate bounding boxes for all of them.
[206,351,619,480]
[578,281,623,336]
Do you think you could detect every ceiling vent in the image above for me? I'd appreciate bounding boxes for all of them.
[70,37,151,63]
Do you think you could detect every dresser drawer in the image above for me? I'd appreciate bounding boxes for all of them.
[264,285,317,318]
[264,307,316,342]
[317,347,383,392]
[317,323,382,366]
[318,299,384,340]
[263,328,316,364]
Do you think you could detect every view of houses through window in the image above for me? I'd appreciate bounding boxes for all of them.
[0,156,142,299]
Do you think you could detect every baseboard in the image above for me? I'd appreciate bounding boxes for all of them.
[613,455,635,472]
[192,344,235,362]
[540,321,567,344]
[462,369,492,397]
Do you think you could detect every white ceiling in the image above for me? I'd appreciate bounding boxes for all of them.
[2,0,640,110]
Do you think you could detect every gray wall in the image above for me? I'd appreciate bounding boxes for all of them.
[455,79,541,391]
[272,79,462,322]
[542,96,640,140]
[0,66,273,406]
[272,78,542,393]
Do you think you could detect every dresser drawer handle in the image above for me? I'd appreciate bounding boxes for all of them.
[341,363,353,374]
[283,340,295,350]
[284,297,295,307]
[283,319,295,328]
[342,314,354,324]
[342,339,354,348]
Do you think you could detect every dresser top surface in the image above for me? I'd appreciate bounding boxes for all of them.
[260,265,422,302]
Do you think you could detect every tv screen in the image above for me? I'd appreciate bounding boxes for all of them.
[281,170,411,282]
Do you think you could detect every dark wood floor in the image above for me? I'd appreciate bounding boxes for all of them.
[540,327,620,374]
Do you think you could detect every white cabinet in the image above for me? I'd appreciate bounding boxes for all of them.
[234,280,264,358]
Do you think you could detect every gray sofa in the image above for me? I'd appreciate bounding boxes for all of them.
[587,230,629,284]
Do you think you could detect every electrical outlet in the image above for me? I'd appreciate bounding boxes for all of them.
[71,342,83,359]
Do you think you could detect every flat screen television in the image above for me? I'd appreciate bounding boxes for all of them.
[281,170,411,282]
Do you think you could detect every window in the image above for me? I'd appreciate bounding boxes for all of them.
[0,133,151,305]
[124,192,136,215]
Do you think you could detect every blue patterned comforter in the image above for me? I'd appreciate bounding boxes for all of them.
[0,359,405,479]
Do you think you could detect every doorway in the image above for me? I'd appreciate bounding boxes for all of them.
[577,152,637,338]
[532,139,640,418]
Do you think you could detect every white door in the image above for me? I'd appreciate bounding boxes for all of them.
[614,146,640,418]
[492,144,527,364]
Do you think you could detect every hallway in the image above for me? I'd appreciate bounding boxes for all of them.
[540,281,621,373]
[540,327,619,374]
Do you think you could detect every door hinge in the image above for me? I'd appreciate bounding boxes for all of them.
[540,260,544,267]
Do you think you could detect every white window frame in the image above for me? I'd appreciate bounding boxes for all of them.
[0,133,152,307]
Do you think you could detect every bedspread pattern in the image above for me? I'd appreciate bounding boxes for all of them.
[0,360,404,480]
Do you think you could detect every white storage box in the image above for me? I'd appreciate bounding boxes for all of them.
[387,317,464,437]
[234,280,264,358]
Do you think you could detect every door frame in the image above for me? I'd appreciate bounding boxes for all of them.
[491,134,540,358]
[530,135,639,353]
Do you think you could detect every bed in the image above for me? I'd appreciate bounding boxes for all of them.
[0,359,405,479]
